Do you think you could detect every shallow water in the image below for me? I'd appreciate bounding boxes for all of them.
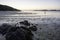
[0,11,60,23]
[0,11,60,40]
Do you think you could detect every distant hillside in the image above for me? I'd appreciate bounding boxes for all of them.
[34,9,60,11]
[0,4,21,11]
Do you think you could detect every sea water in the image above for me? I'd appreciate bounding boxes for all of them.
[0,11,60,40]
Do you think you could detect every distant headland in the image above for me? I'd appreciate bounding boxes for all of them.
[34,9,60,11]
[0,4,21,11]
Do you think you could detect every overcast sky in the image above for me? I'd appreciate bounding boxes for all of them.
[0,0,60,10]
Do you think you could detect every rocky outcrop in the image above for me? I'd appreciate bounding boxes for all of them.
[0,23,12,35]
[0,20,37,40]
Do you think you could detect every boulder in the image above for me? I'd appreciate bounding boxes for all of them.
[0,20,37,40]
[6,26,33,40]
[0,23,12,35]
[15,20,30,27]
[29,25,37,31]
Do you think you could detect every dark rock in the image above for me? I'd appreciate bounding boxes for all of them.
[19,20,30,26]
[6,26,33,40]
[16,20,37,31]
[6,27,25,40]
[29,25,37,31]
[0,20,37,40]
[20,26,33,40]
[7,27,18,33]
[0,23,12,35]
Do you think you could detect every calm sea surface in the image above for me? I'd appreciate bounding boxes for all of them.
[0,11,60,24]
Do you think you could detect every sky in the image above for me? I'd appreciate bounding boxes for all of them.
[0,0,60,10]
